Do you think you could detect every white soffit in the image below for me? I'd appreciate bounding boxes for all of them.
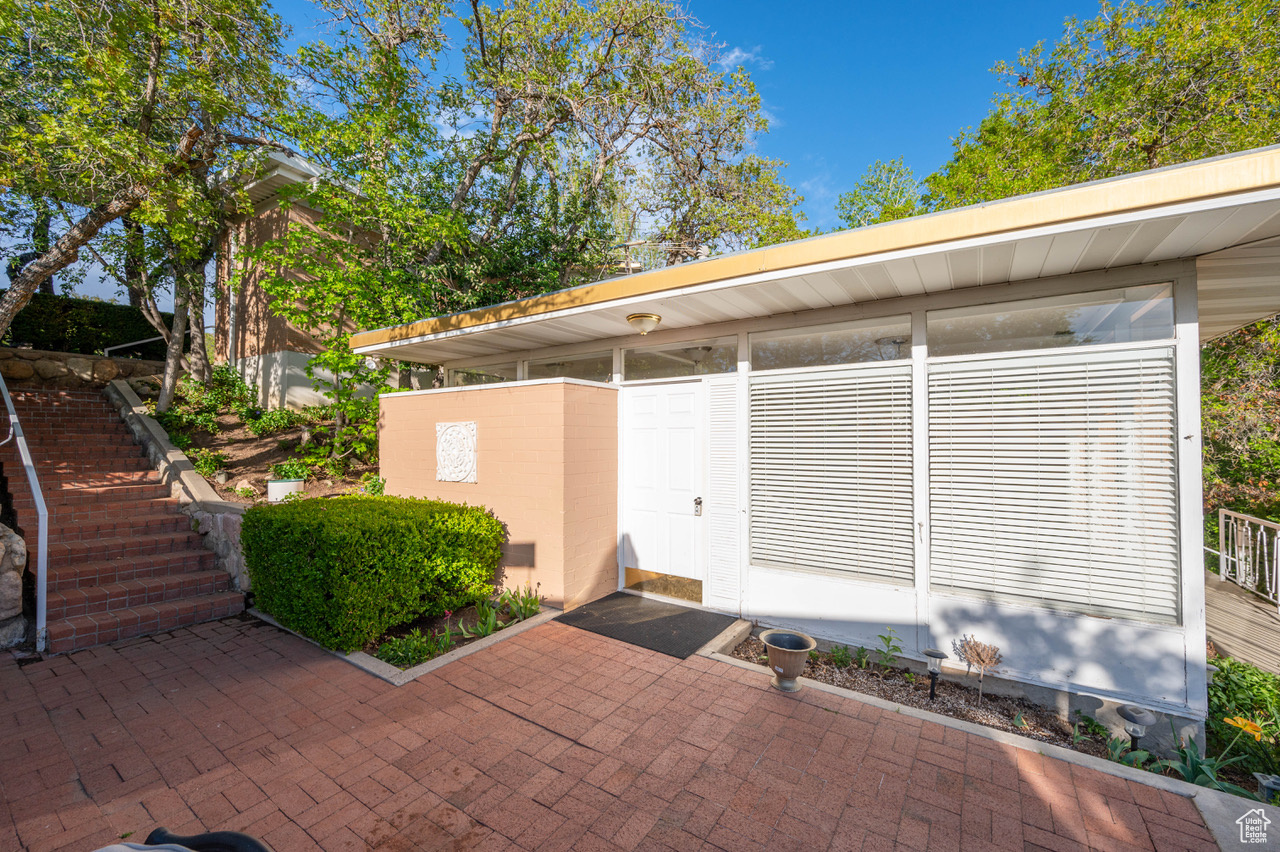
[356,188,1280,364]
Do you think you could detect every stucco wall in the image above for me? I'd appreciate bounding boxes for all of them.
[379,379,618,610]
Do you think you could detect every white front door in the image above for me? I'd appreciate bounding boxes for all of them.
[620,382,705,582]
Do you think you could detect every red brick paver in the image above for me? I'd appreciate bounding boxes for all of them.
[0,616,1217,851]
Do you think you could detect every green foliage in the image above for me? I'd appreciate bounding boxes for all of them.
[1014,711,1028,729]
[1154,721,1259,799]
[202,366,257,413]
[357,473,386,496]
[0,292,172,358]
[245,408,307,438]
[1208,655,1280,775]
[268,459,309,481]
[1106,736,1152,769]
[234,486,257,500]
[829,645,853,669]
[242,496,503,652]
[875,627,901,670]
[1200,318,1280,544]
[853,646,870,669]
[375,628,455,669]
[1076,713,1110,738]
[189,449,229,477]
[499,584,543,622]
[459,600,506,639]
[924,0,1280,209]
[835,158,924,229]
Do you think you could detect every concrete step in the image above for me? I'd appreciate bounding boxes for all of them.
[45,591,245,653]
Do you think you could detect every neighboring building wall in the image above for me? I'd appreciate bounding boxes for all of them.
[215,203,422,409]
[379,379,618,610]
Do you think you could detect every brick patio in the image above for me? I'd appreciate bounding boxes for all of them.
[0,616,1218,852]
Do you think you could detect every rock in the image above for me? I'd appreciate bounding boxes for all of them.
[0,571,20,621]
[33,359,68,379]
[0,615,26,649]
[14,349,42,361]
[235,479,258,495]
[93,360,120,382]
[129,376,161,398]
[0,360,34,380]
[66,357,94,381]
[0,349,14,360]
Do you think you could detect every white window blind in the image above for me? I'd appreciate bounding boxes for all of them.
[928,348,1180,623]
[749,365,914,584]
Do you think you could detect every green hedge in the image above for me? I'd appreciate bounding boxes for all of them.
[242,496,504,652]
[2,291,173,359]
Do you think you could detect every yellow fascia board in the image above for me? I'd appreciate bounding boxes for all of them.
[351,146,1280,350]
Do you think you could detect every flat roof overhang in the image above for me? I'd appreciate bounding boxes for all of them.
[352,146,1280,364]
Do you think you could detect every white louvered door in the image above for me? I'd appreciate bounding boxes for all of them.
[928,347,1180,623]
[705,377,742,611]
[749,365,915,584]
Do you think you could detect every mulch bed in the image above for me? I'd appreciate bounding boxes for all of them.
[190,413,377,504]
[732,635,1108,756]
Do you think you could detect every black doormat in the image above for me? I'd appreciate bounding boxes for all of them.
[557,592,735,659]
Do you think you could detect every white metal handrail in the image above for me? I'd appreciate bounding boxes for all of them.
[0,373,47,650]
[102,328,189,358]
[1219,508,1280,614]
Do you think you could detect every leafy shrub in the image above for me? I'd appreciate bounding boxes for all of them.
[1,290,173,358]
[189,449,229,477]
[829,644,853,668]
[270,459,310,480]
[459,600,505,639]
[245,407,306,437]
[242,496,503,652]
[1208,654,1280,775]
[375,628,454,668]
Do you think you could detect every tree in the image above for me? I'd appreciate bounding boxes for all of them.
[834,158,924,229]
[0,0,291,349]
[925,0,1280,208]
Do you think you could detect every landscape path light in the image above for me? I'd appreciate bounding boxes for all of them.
[924,648,947,701]
[1116,704,1160,751]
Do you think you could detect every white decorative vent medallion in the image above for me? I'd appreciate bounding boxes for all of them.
[436,422,478,483]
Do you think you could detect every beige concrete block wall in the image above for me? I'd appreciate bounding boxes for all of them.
[379,380,618,610]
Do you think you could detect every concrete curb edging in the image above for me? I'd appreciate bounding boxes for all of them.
[103,380,249,588]
[248,606,561,686]
[701,619,1273,849]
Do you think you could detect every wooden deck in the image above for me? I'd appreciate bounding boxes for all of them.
[1205,569,1280,675]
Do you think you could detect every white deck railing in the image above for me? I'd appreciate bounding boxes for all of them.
[0,375,47,650]
[1219,508,1280,613]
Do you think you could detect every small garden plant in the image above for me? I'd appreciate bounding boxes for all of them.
[875,627,901,674]
[954,634,1003,704]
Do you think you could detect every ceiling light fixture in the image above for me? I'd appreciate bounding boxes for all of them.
[627,313,661,335]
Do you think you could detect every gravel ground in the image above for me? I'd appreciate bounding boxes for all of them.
[732,635,1109,758]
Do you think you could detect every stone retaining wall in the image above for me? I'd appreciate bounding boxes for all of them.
[0,347,165,391]
[0,522,26,648]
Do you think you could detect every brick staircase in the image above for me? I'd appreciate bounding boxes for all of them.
[0,389,242,653]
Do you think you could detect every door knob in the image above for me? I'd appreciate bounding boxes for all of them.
[694,497,703,516]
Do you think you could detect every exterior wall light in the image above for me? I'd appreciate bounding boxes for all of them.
[924,648,947,701]
[627,313,661,335]
[1116,704,1160,751]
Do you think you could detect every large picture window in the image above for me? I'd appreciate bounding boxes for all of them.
[928,347,1180,623]
[749,365,914,584]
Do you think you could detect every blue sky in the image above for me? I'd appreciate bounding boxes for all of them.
[686,0,1102,230]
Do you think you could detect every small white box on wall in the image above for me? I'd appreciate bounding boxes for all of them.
[436,421,478,483]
